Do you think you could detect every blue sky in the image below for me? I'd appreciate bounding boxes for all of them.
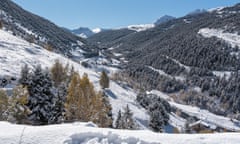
[12,0,240,29]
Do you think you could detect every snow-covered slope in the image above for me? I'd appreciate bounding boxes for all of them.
[127,24,155,32]
[198,28,240,48]
[0,29,149,128]
[149,90,240,131]
[1,122,240,144]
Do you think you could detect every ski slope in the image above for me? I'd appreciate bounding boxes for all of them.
[0,29,149,128]
[0,122,239,144]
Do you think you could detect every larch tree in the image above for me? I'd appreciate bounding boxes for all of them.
[0,90,8,120]
[8,85,30,124]
[51,59,68,87]
[99,71,110,89]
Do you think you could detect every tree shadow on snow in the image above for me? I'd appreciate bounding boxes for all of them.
[64,132,159,144]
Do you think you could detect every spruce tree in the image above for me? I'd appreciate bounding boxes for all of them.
[19,64,30,87]
[50,83,67,123]
[122,105,136,129]
[115,110,123,129]
[99,71,109,89]
[27,65,55,125]
[149,110,165,132]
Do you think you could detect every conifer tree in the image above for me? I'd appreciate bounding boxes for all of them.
[51,60,67,87]
[122,105,136,129]
[27,65,55,125]
[50,83,67,123]
[99,71,109,89]
[19,64,30,87]
[0,90,8,120]
[65,72,80,121]
[0,21,3,29]
[115,110,123,129]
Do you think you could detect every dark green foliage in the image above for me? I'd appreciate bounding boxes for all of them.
[27,65,55,125]
[115,105,137,130]
[19,64,30,87]
[137,93,170,131]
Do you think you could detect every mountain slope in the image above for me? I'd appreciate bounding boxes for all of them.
[154,15,176,25]
[0,29,149,130]
[0,0,97,57]
[89,3,240,120]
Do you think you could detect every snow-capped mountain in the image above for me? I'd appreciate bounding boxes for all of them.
[70,27,108,38]
[71,27,95,38]
[154,15,176,25]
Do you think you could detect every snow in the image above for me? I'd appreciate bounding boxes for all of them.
[127,24,155,32]
[0,122,240,144]
[148,90,240,131]
[0,29,149,129]
[198,28,240,48]
[170,102,240,131]
[148,66,186,81]
[208,7,225,13]
[113,52,122,57]
[212,71,232,79]
[92,28,102,33]
[105,82,149,129]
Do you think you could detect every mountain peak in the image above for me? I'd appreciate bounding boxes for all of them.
[154,15,176,25]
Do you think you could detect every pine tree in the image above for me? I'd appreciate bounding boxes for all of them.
[115,110,123,129]
[149,110,165,132]
[99,71,109,89]
[0,20,2,29]
[27,65,55,125]
[148,102,169,132]
[0,90,8,120]
[50,82,67,123]
[122,105,136,129]
[19,64,30,87]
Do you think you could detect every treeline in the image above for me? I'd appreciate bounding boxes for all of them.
[0,60,112,127]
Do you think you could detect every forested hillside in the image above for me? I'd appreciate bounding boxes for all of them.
[88,3,240,120]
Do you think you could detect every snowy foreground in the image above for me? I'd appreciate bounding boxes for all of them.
[0,122,240,144]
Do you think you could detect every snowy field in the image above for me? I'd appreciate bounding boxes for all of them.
[0,122,240,144]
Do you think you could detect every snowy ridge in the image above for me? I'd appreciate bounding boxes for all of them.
[127,24,155,32]
[198,28,240,48]
[1,122,240,144]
